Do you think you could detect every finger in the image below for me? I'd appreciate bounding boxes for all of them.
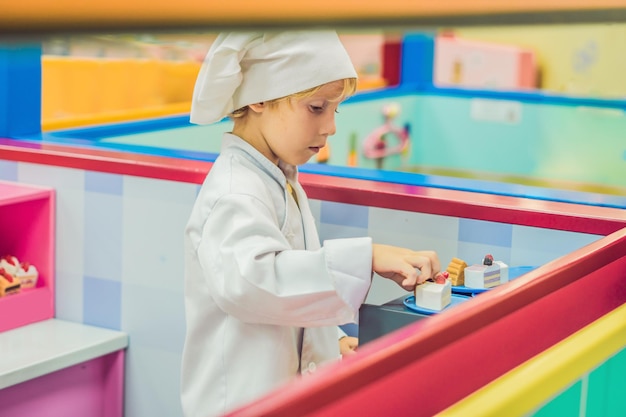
[416,261,433,282]
[398,265,419,287]
[401,278,417,291]
[413,274,427,286]
[426,251,442,276]
[415,250,440,276]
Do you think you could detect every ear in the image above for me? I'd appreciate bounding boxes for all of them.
[248,102,265,114]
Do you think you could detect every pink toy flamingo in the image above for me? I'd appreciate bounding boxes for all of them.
[362,103,410,169]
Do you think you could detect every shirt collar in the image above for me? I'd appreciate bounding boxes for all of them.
[220,132,299,185]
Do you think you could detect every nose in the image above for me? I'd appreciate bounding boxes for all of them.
[322,112,337,136]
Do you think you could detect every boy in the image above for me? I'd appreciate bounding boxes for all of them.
[181,31,441,417]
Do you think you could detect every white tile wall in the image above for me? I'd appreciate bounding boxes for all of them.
[0,160,603,417]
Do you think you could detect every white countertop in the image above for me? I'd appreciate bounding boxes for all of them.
[0,319,128,389]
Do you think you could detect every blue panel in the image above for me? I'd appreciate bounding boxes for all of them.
[458,218,513,247]
[400,33,435,88]
[121,283,186,353]
[320,200,369,229]
[48,114,194,139]
[84,191,123,281]
[457,241,512,266]
[301,163,626,210]
[0,44,41,137]
[0,160,18,181]
[85,171,124,195]
[420,84,626,110]
[318,223,368,243]
[83,276,122,330]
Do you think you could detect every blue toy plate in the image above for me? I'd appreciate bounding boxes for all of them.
[451,266,536,295]
[404,294,471,316]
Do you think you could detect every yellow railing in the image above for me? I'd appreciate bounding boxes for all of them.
[438,302,626,417]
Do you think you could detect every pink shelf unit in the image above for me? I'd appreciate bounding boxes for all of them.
[0,180,55,332]
[0,350,124,417]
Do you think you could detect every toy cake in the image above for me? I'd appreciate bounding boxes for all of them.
[494,260,509,284]
[16,261,39,289]
[0,255,19,276]
[414,272,452,311]
[446,257,467,286]
[464,254,501,289]
[0,268,20,296]
[0,254,39,294]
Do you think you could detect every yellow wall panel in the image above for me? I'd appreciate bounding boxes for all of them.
[451,23,626,98]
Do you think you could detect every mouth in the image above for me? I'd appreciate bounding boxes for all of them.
[309,146,321,153]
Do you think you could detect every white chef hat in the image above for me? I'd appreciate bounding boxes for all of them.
[189,30,358,125]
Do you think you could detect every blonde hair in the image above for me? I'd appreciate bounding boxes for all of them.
[229,78,357,119]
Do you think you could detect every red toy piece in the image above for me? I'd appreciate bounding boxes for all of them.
[434,271,450,284]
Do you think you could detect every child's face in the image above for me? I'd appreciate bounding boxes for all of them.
[243,80,345,166]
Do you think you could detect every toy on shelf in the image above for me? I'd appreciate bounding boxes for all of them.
[17,261,39,289]
[0,254,39,295]
[362,103,410,169]
[0,255,20,275]
[0,268,20,296]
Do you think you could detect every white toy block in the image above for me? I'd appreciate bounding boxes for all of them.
[414,280,452,311]
[464,264,501,289]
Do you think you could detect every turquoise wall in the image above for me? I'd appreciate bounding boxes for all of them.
[531,346,626,417]
[99,92,626,192]
[333,93,626,191]
[409,95,625,190]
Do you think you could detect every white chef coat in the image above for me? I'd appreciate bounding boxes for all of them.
[181,133,373,417]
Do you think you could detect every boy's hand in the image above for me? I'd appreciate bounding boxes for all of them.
[339,336,358,357]
[372,244,441,291]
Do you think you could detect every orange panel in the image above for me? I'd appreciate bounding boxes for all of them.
[2,1,626,33]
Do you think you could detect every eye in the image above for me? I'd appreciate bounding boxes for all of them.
[309,105,324,113]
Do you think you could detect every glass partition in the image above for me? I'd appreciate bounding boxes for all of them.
[4,21,626,208]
